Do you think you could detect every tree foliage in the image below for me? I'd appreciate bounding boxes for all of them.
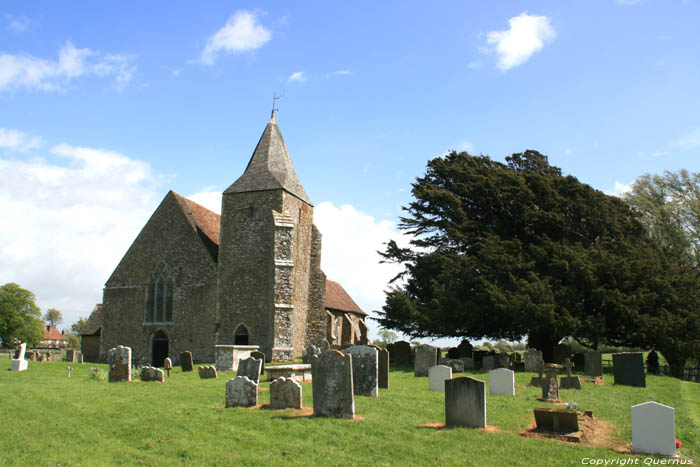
[44,308,63,328]
[0,283,45,347]
[71,317,88,334]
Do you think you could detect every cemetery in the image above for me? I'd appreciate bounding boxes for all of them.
[0,344,697,466]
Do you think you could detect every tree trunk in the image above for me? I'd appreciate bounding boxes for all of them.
[660,350,687,379]
[527,330,562,363]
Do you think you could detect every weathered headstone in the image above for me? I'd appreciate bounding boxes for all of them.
[429,365,452,392]
[108,345,131,382]
[539,363,563,402]
[414,344,438,377]
[344,345,378,397]
[445,376,486,428]
[141,366,165,382]
[489,368,515,396]
[524,349,543,372]
[270,376,302,410]
[78,353,84,364]
[572,353,585,372]
[180,350,193,372]
[198,365,218,379]
[237,356,263,384]
[388,340,412,365]
[312,350,354,419]
[460,357,475,370]
[534,408,579,433]
[250,351,265,375]
[302,345,321,364]
[442,359,465,373]
[529,361,546,387]
[631,401,676,457]
[482,355,495,371]
[584,351,603,377]
[11,342,28,372]
[164,357,172,377]
[378,348,389,389]
[65,349,77,363]
[560,358,582,390]
[317,339,330,352]
[612,352,646,387]
[225,376,258,408]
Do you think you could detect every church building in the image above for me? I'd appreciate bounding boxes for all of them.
[96,113,367,365]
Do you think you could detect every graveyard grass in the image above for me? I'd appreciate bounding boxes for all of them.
[1,361,697,466]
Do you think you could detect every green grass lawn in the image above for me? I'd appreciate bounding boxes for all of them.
[0,361,697,466]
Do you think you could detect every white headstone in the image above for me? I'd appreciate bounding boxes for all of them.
[489,368,515,396]
[631,401,676,457]
[11,342,28,371]
[429,365,452,392]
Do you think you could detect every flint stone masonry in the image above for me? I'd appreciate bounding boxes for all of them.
[534,408,579,433]
[489,368,515,396]
[429,365,452,392]
[378,348,389,389]
[445,376,486,428]
[198,366,217,379]
[215,345,259,372]
[524,349,543,372]
[388,341,412,365]
[266,364,312,383]
[414,345,438,377]
[312,350,354,419]
[631,401,676,457]
[613,352,646,388]
[344,345,378,397]
[180,351,193,372]
[270,376,303,410]
[482,356,495,371]
[108,345,131,382]
[141,366,165,382]
[237,357,263,384]
[584,351,603,377]
[225,376,258,408]
[11,342,28,372]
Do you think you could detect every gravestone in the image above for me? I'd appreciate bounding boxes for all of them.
[78,353,83,364]
[445,376,486,428]
[344,345,378,397]
[250,351,265,375]
[440,359,465,373]
[317,339,330,352]
[631,401,676,457]
[164,358,173,370]
[560,358,582,390]
[180,350,193,372]
[378,348,389,389]
[302,345,321,364]
[11,342,28,372]
[460,357,475,370]
[141,366,165,382]
[446,347,460,359]
[482,355,495,371]
[612,352,646,387]
[529,361,546,387]
[65,349,77,363]
[472,349,489,368]
[429,365,452,392]
[198,365,217,379]
[584,351,603,377]
[534,408,579,433]
[108,345,131,382]
[37,353,46,362]
[388,341,412,365]
[237,356,263,384]
[311,350,354,419]
[572,353,585,372]
[489,368,515,396]
[414,344,438,377]
[495,353,510,369]
[270,377,302,410]
[524,349,543,372]
[539,363,563,402]
[25,351,35,361]
[225,376,258,408]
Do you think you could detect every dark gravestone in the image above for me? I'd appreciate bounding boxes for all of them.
[612,352,646,387]
[378,348,389,389]
[446,347,460,359]
[180,351,193,372]
[584,351,603,377]
[388,341,412,365]
[495,353,510,369]
[445,376,486,428]
[344,345,378,397]
[250,351,265,374]
[534,408,579,433]
[560,358,582,390]
[572,353,585,372]
[482,355,495,371]
[414,344,438,377]
[312,350,354,419]
[238,357,263,384]
[472,350,489,368]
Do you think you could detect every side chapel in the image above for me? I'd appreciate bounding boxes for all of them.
[94,113,368,365]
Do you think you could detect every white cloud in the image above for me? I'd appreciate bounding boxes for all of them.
[0,42,136,92]
[606,181,632,197]
[0,128,42,152]
[651,151,670,158]
[288,71,306,82]
[6,15,31,33]
[0,137,160,328]
[200,10,271,66]
[325,70,352,78]
[672,127,700,150]
[485,13,556,71]
[186,187,223,213]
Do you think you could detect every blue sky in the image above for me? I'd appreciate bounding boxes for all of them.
[2,1,700,346]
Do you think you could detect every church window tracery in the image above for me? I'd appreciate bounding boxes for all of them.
[145,263,174,324]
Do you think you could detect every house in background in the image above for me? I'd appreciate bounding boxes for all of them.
[41,325,65,348]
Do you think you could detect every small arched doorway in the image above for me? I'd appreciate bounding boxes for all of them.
[234,325,250,345]
[152,330,169,367]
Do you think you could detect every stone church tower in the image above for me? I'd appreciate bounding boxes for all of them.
[216,112,327,361]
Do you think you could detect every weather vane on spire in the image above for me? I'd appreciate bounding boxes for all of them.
[271,91,282,121]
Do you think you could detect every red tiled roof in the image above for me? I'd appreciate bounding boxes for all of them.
[171,191,221,246]
[43,326,63,341]
[325,280,366,316]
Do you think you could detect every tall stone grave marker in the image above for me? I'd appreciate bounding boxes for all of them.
[489,368,515,396]
[445,376,486,428]
[429,365,453,392]
[378,348,389,389]
[612,352,646,387]
[237,356,263,384]
[225,376,258,408]
[344,345,379,397]
[270,377,303,410]
[180,350,193,372]
[631,401,676,457]
[524,349,543,372]
[312,350,354,419]
[414,344,438,377]
[108,345,131,382]
[584,351,603,377]
[482,355,495,371]
[141,366,165,382]
[388,340,412,365]
[11,342,28,372]
[250,351,266,375]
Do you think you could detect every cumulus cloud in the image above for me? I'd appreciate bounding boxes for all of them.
[325,70,352,78]
[0,42,136,92]
[606,181,632,197]
[485,13,556,71]
[200,10,271,65]
[288,71,306,82]
[0,128,42,152]
[6,15,32,33]
[0,136,160,327]
[672,127,700,150]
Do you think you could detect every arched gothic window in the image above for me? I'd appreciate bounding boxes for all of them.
[145,264,174,324]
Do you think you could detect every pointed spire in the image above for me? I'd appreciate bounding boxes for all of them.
[224,117,312,205]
